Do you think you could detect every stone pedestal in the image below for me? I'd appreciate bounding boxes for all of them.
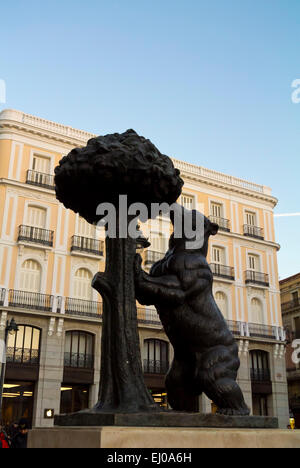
[54,411,278,429]
[28,426,300,448]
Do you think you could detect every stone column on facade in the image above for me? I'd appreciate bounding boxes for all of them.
[33,319,64,427]
[237,339,253,414]
[271,344,290,429]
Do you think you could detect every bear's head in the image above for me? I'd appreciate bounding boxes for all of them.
[169,204,218,256]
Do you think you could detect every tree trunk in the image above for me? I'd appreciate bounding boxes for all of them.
[92,227,158,412]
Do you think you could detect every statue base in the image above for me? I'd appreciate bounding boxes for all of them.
[28,425,300,449]
[54,411,278,429]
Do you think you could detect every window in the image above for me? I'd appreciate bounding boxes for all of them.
[250,350,270,381]
[212,246,225,265]
[143,339,169,374]
[245,211,256,226]
[64,331,94,369]
[292,291,299,304]
[32,155,51,174]
[248,254,259,271]
[211,202,223,218]
[60,385,89,414]
[19,260,41,292]
[181,194,194,210]
[73,268,93,300]
[251,298,264,324]
[294,317,300,339]
[149,232,167,253]
[6,325,40,364]
[76,216,96,239]
[215,291,228,319]
[27,206,47,228]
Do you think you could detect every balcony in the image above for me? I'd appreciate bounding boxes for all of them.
[64,352,94,369]
[210,263,235,281]
[64,297,102,318]
[8,290,53,311]
[18,225,54,247]
[227,320,243,337]
[243,224,264,240]
[143,359,169,374]
[209,216,230,232]
[281,299,300,313]
[137,307,162,326]
[6,347,39,365]
[248,322,277,340]
[26,169,55,190]
[70,236,104,257]
[245,270,269,287]
[250,368,271,382]
[144,250,165,266]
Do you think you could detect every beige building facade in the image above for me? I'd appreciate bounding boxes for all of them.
[0,109,289,428]
[280,273,300,427]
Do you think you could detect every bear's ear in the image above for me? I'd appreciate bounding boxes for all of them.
[209,222,219,236]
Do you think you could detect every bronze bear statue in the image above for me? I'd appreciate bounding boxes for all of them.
[134,206,250,415]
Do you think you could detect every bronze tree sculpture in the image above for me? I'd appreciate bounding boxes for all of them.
[55,129,183,413]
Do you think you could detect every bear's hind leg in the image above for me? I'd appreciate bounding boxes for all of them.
[199,345,250,416]
[166,355,200,412]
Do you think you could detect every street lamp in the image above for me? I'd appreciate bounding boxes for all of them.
[0,318,19,423]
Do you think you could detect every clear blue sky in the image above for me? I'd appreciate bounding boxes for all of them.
[0,0,299,279]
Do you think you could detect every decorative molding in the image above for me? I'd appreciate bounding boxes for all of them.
[48,317,56,336]
[0,311,7,331]
[0,109,277,206]
[57,318,64,337]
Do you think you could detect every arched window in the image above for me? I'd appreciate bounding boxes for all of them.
[64,331,94,369]
[251,298,264,324]
[20,260,42,292]
[143,339,169,374]
[215,291,228,319]
[6,325,41,364]
[74,268,93,300]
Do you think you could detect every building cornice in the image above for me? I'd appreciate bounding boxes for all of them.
[0,109,95,147]
[0,109,277,206]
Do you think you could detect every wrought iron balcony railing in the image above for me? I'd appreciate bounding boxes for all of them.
[18,225,54,247]
[137,307,162,326]
[8,290,53,312]
[210,263,235,281]
[281,299,300,312]
[248,322,277,340]
[144,250,165,266]
[226,320,243,337]
[26,169,55,190]
[6,347,39,365]
[143,359,169,374]
[250,368,271,382]
[70,235,104,256]
[245,270,269,287]
[243,224,264,240]
[64,352,94,369]
[64,297,102,318]
[209,216,230,232]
